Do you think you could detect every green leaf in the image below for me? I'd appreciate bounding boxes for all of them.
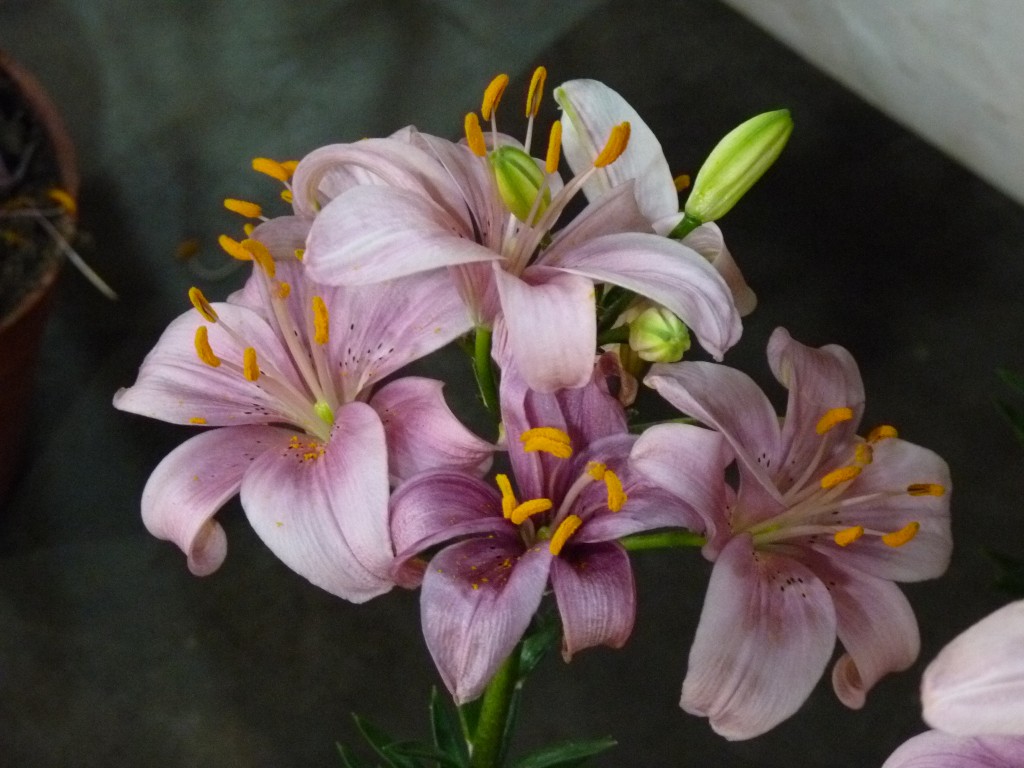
[986,548,1024,597]
[336,742,374,768]
[497,684,523,768]
[457,696,482,742]
[430,687,469,765]
[518,610,560,680]
[511,738,618,768]
[352,715,418,768]
[388,740,464,768]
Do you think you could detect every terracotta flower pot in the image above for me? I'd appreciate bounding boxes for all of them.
[0,50,79,505]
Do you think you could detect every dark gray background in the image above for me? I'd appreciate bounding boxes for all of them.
[2,1,1022,765]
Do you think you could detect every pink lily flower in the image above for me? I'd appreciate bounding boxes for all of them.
[881,732,1024,768]
[922,600,1024,735]
[636,327,952,739]
[389,341,727,702]
[880,601,1024,767]
[555,78,758,316]
[113,219,491,603]
[296,69,741,391]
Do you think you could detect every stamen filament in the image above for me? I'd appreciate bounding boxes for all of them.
[549,514,583,556]
[510,498,553,525]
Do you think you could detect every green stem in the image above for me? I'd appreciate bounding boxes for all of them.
[667,211,703,240]
[619,529,706,551]
[597,288,636,334]
[473,326,500,418]
[596,324,630,347]
[469,649,520,768]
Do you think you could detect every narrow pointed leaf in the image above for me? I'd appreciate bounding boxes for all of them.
[353,715,417,768]
[336,743,374,768]
[511,738,618,768]
[387,741,464,767]
[430,687,470,765]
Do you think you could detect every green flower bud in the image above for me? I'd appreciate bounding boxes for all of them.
[629,306,691,363]
[488,145,550,223]
[684,109,793,223]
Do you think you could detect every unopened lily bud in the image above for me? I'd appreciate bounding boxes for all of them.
[489,145,550,223]
[629,306,691,363]
[684,109,793,224]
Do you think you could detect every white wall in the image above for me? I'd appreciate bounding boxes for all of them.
[720,0,1024,207]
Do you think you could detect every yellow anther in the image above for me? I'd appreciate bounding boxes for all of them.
[280,189,294,204]
[882,521,920,548]
[816,407,855,435]
[189,417,208,425]
[820,465,861,490]
[276,282,291,299]
[603,469,627,512]
[509,498,553,525]
[280,160,299,176]
[545,120,562,174]
[241,238,276,278]
[586,461,607,481]
[294,248,305,261]
[549,514,583,556]
[868,425,899,443]
[465,112,487,157]
[593,121,631,168]
[481,73,509,121]
[243,347,260,382]
[188,286,219,322]
[243,222,255,237]
[224,198,263,219]
[526,66,547,117]
[47,187,77,215]
[193,325,221,367]
[175,238,200,261]
[252,157,290,182]
[907,483,945,497]
[521,427,573,459]
[854,442,874,466]
[834,525,864,547]
[218,234,252,261]
[496,474,518,519]
[312,295,329,345]
[673,174,691,192]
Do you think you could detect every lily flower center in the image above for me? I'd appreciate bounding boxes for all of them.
[496,426,629,555]
[462,67,632,276]
[745,407,945,552]
[187,236,340,443]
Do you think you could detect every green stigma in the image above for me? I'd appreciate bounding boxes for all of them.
[314,399,335,427]
[489,145,550,223]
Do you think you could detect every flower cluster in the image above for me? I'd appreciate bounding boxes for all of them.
[115,67,953,752]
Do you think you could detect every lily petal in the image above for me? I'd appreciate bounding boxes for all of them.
[141,425,287,576]
[645,361,784,519]
[681,222,757,316]
[494,265,596,393]
[240,402,394,603]
[922,600,1024,736]
[681,535,837,740]
[546,232,741,361]
[882,732,1024,768]
[421,538,551,703]
[551,542,635,660]
[555,79,678,222]
[305,184,502,286]
[369,377,493,483]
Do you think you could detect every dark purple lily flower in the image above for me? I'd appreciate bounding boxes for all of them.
[390,338,727,703]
